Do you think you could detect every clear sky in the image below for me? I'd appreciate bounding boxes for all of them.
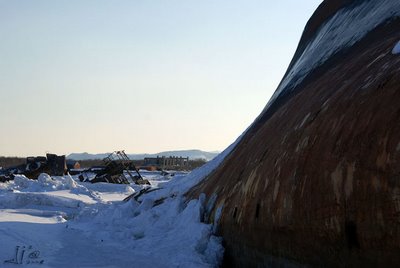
[0,0,322,157]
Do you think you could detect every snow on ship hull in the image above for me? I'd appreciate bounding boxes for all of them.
[188,0,400,266]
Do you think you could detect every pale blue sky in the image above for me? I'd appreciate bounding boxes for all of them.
[0,0,322,156]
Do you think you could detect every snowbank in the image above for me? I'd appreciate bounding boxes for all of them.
[14,174,80,192]
[74,195,223,267]
[0,158,229,267]
[67,141,240,267]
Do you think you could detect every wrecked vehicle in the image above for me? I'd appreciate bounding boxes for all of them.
[0,154,66,182]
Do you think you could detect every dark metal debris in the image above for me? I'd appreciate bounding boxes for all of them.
[80,151,150,185]
[0,154,66,181]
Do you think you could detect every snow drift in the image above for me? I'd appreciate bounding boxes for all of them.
[0,151,237,268]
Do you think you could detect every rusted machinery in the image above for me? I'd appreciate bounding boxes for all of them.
[0,154,66,181]
[80,151,150,185]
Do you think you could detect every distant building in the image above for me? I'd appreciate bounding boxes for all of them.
[66,160,81,170]
[143,156,189,170]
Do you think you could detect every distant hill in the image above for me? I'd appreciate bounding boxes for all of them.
[67,152,109,161]
[67,150,219,161]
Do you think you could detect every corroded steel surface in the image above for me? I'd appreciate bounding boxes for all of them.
[188,1,400,266]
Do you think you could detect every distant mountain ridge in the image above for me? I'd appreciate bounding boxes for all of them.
[67,150,219,161]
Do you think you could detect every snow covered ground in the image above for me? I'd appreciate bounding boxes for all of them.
[0,158,229,268]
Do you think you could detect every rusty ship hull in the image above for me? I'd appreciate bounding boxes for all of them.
[188,0,400,266]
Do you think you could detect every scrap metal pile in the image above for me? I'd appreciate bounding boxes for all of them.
[0,154,66,182]
[79,151,150,185]
[0,151,150,185]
